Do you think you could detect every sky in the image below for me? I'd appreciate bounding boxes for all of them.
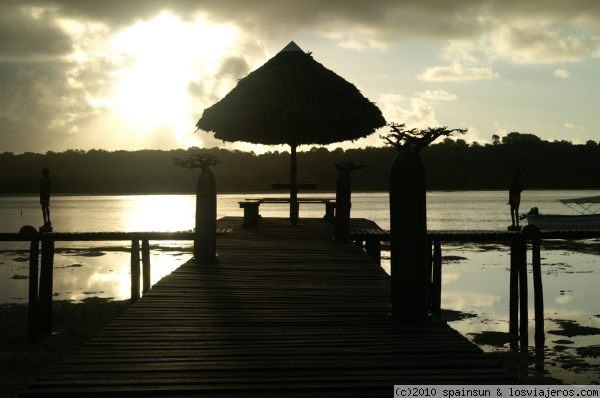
[1,0,599,154]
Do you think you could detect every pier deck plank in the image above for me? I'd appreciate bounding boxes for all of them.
[21,217,514,397]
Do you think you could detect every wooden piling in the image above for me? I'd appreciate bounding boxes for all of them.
[38,239,54,335]
[517,235,528,351]
[531,229,544,346]
[431,239,442,316]
[28,239,39,342]
[131,240,140,302]
[141,239,150,294]
[509,237,519,349]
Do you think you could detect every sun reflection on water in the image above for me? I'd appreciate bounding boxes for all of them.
[124,195,195,232]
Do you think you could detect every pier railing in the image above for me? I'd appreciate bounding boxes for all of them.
[0,229,231,342]
[351,227,600,351]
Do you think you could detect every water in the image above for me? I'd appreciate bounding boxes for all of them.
[1,190,599,383]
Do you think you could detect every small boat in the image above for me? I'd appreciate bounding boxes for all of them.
[525,195,600,230]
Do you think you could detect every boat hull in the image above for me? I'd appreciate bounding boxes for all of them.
[526,214,600,230]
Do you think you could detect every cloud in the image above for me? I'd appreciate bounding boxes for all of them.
[378,94,439,128]
[0,3,72,59]
[0,60,99,152]
[417,89,458,101]
[489,24,597,64]
[564,122,585,131]
[553,68,571,78]
[216,56,250,80]
[418,64,499,82]
[3,0,600,153]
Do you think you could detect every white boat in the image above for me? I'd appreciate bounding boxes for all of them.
[525,195,600,230]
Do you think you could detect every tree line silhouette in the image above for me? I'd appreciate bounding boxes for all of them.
[0,133,598,194]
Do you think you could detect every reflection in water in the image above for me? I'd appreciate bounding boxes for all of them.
[124,195,195,232]
[443,292,502,310]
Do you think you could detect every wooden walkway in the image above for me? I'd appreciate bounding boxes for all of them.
[21,217,514,397]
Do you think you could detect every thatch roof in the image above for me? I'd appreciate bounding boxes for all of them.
[196,42,386,146]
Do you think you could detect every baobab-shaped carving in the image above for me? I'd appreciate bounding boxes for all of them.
[174,154,219,263]
[383,123,465,320]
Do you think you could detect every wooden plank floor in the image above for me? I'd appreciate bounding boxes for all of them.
[21,217,515,397]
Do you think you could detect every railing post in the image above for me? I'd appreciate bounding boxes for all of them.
[431,239,442,317]
[28,239,40,342]
[142,239,151,294]
[131,240,140,302]
[38,238,54,335]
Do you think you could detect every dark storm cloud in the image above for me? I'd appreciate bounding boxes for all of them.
[31,0,600,43]
[0,2,72,59]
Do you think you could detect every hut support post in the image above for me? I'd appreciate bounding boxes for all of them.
[131,240,140,302]
[290,144,299,225]
[28,239,40,342]
[142,239,151,294]
[431,239,442,317]
[38,239,54,335]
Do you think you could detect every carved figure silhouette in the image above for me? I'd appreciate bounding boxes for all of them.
[40,167,51,227]
[508,168,523,229]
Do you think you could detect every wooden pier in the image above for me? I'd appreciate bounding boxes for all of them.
[20,217,514,397]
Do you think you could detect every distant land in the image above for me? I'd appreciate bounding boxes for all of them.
[1,133,598,194]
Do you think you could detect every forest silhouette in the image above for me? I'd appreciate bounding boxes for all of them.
[1,133,598,194]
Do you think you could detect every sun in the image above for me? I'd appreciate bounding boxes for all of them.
[107,12,238,137]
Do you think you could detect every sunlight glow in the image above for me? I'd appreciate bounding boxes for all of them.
[107,12,238,139]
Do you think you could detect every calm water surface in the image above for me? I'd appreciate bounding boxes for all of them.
[1,190,599,383]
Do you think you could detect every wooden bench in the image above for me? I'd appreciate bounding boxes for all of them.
[239,197,335,226]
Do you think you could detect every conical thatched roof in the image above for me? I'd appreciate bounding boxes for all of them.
[196,42,386,146]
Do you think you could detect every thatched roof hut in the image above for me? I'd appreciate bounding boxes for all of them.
[196,41,386,224]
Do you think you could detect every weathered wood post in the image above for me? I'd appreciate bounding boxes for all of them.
[130,239,140,302]
[141,239,151,294]
[28,238,39,342]
[174,154,219,263]
[38,238,54,334]
[335,162,366,242]
[385,124,465,320]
